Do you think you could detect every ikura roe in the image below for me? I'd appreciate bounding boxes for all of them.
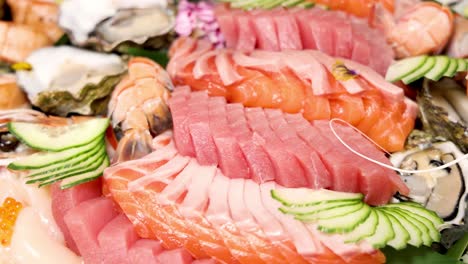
[0,197,23,246]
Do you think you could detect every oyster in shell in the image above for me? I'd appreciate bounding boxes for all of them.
[391,141,467,226]
[16,46,126,116]
[59,0,175,52]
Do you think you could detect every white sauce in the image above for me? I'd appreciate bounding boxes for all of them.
[0,168,82,264]
[59,0,168,44]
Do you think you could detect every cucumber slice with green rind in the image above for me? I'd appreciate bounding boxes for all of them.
[279,200,360,215]
[363,209,395,248]
[8,136,103,170]
[27,147,106,184]
[343,209,378,243]
[380,208,423,247]
[388,207,439,244]
[271,188,363,207]
[401,57,436,84]
[26,144,106,183]
[37,154,107,187]
[60,156,109,189]
[296,202,364,222]
[383,211,410,250]
[8,118,109,151]
[25,140,104,178]
[317,204,372,233]
[382,202,444,226]
[443,57,459,77]
[456,58,467,72]
[425,56,451,81]
[385,55,427,82]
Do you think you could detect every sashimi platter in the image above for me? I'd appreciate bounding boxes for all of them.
[0,0,468,263]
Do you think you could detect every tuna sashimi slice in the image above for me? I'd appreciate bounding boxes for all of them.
[215,4,238,49]
[251,12,280,51]
[51,179,102,255]
[128,239,164,264]
[274,10,302,50]
[98,214,139,264]
[235,11,256,52]
[157,248,194,264]
[64,197,118,264]
[192,259,218,264]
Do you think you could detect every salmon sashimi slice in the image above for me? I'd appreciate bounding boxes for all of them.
[104,133,386,264]
[167,38,417,152]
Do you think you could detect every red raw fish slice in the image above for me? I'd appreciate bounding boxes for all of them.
[128,239,164,264]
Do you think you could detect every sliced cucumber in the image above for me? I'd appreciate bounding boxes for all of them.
[25,140,104,177]
[401,57,436,84]
[8,118,109,151]
[317,204,372,233]
[385,55,427,82]
[26,149,106,184]
[363,209,395,248]
[389,207,437,245]
[281,0,305,7]
[383,202,443,227]
[343,209,378,243]
[37,153,107,187]
[383,211,410,250]
[296,202,364,222]
[381,208,423,247]
[425,56,451,81]
[443,57,459,77]
[26,145,106,183]
[60,156,109,189]
[8,137,103,170]
[271,188,363,207]
[279,200,360,215]
[456,58,467,72]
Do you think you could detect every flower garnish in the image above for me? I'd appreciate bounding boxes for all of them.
[332,60,358,81]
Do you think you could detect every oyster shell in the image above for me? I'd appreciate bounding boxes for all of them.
[391,141,467,226]
[16,46,126,116]
[418,78,468,153]
[58,0,175,52]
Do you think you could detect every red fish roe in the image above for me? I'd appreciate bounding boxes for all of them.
[0,197,23,246]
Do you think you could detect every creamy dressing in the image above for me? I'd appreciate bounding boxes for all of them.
[0,167,83,264]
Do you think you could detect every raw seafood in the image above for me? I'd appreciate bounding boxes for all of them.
[108,57,172,163]
[168,37,418,152]
[169,87,408,205]
[104,132,387,264]
[215,5,394,75]
[375,2,454,58]
[7,0,63,42]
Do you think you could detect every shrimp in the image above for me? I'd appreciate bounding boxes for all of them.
[0,75,29,110]
[376,2,454,58]
[447,15,468,58]
[0,22,51,63]
[7,0,63,42]
[108,57,173,163]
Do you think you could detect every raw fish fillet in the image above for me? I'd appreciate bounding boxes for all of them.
[104,133,387,264]
[214,5,394,75]
[168,89,409,205]
[167,37,418,152]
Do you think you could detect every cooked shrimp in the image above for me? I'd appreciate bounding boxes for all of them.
[378,2,454,58]
[447,15,468,58]
[108,57,173,163]
[7,0,63,42]
[0,75,29,110]
[0,22,51,63]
